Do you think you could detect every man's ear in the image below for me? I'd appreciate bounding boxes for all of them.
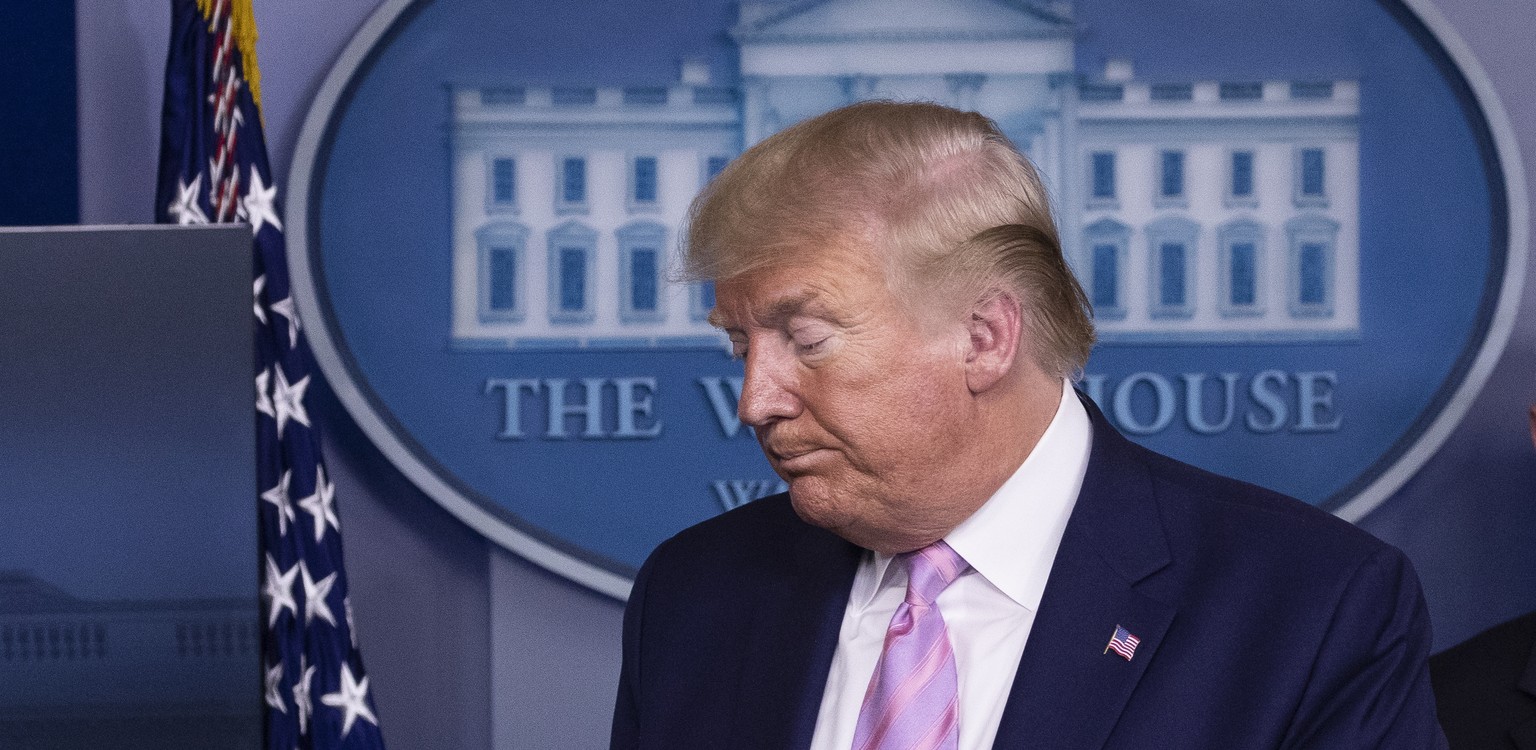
[963,288,1023,394]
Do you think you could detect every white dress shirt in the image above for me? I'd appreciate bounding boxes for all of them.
[809,379,1093,750]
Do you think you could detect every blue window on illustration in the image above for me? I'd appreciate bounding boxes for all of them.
[694,87,736,105]
[1219,81,1263,100]
[562,158,586,204]
[1283,214,1338,317]
[1160,243,1186,306]
[634,157,658,203]
[552,87,597,105]
[1079,83,1122,102]
[1300,149,1326,197]
[1299,243,1327,305]
[1161,151,1184,198]
[477,223,527,322]
[1291,81,1334,99]
[623,87,667,105]
[1150,83,1192,101]
[1090,152,1115,199]
[689,279,717,322]
[1230,242,1256,306]
[492,158,515,205]
[489,246,517,311]
[617,221,666,321]
[706,156,729,181]
[630,248,658,312]
[481,87,525,105]
[559,248,586,311]
[1092,243,1118,307]
[1231,151,1254,198]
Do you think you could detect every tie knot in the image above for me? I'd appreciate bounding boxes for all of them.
[901,540,968,606]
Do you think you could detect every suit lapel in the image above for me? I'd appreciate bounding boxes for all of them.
[993,396,1175,749]
[729,517,861,750]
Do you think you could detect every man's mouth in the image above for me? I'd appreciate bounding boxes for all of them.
[768,446,830,472]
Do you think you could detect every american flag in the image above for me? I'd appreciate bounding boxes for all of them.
[155,1,386,747]
[1105,624,1141,661]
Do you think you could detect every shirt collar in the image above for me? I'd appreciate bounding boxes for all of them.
[849,380,1093,610]
[944,378,1093,610]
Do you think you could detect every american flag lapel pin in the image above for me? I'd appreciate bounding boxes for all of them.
[1104,624,1141,661]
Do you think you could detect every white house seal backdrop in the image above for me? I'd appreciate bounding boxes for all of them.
[288,0,1526,598]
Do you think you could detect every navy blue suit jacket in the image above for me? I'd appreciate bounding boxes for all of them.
[612,397,1445,748]
[1431,610,1536,749]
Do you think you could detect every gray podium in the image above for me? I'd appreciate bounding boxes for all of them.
[0,225,258,749]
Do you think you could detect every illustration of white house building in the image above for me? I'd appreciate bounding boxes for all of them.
[449,0,1359,349]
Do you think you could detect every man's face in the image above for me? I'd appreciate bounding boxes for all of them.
[712,241,980,552]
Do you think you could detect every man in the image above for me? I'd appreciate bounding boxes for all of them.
[611,101,1443,748]
[1428,405,1536,749]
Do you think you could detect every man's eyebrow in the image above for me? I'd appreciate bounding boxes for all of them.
[706,290,822,330]
[759,291,821,326]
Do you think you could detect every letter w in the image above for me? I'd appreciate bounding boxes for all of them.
[698,377,747,438]
[711,480,776,511]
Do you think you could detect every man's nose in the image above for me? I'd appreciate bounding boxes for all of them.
[737,347,801,427]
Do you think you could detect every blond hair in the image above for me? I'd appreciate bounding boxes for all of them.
[684,100,1094,377]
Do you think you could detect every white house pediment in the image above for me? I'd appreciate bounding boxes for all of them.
[734,0,1073,44]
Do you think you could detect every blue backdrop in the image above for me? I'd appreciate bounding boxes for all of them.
[44,0,1536,747]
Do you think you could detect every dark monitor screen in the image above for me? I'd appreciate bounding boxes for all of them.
[0,225,258,748]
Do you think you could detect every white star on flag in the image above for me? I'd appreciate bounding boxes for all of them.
[206,157,223,210]
[293,653,317,737]
[242,167,284,236]
[298,465,340,543]
[321,663,379,738]
[265,661,287,714]
[253,274,268,324]
[269,295,301,349]
[167,174,209,225]
[263,554,299,629]
[272,366,311,434]
[301,560,339,628]
[256,368,275,420]
[261,469,297,537]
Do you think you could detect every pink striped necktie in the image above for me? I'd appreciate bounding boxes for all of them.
[852,539,970,750]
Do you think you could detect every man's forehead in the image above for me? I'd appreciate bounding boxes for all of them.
[703,231,893,324]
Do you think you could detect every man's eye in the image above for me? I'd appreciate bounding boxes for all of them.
[796,337,829,354]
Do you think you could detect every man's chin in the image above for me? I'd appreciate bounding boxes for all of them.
[786,481,846,531]
[786,482,935,553]
[787,480,878,545]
